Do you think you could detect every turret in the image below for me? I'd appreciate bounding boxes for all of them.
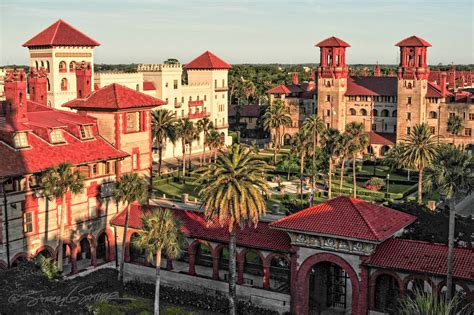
[4,69,28,125]
[27,67,48,106]
[76,62,92,98]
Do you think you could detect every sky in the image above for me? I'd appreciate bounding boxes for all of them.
[0,0,473,65]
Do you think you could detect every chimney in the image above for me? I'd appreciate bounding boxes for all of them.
[76,62,92,98]
[448,64,456,90]
[27,67,48,106]
[373,64,381,77]
[4,69,28,124]
[440,72,447,96]
[292,72,299,85]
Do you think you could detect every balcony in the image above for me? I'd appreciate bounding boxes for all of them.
[189,100,204,107]
[215,86,228,92]
[174,102,182,108]
[188,111,210,120]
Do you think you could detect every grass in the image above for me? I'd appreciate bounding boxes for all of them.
[359,165,413,181]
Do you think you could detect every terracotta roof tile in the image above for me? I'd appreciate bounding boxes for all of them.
[63,83,166,110]
[143,81,156,91]
[229,104,261,117]
[184,51,231,70]
[111,205,291,252]
[270,197,416,242]
[346,76,398,96]
[315,36,350,47]
[395,35,431,47]
[23,19,100,47]
[366,238,473,280]
[369,132,396,145]
[267,84,291,94]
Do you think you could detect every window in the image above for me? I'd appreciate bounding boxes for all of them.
[165,82,169,88]
[23,212,33,234]
[469,113,474,120]
[91,164,98,177]
[69,61,76,72]
[407,112,412,120]
[406,127,411,134]
[126,112,141,133]
[222,79,225,87]
[214,79,217,88]
[407,97,412,105]
[50,129,64,143]
[349,108,356,115]
[326,95,331,102]
[429,111,437,119]
[465,128,472,136]
[372,109,378,117]
[105,161,115,174]
[372,123,377,131]
[381,109,389,117]
[174,98,178,106]
[59,61,67,72]
[14,132,29,148]
[360,109,367,116]
[89,205,98,218]
[80,125,93,139]
[61,78,68,91]
[173,80,178,89]
[222,94,225,99]
[326,109,331,116]
[77,165,89,178]
[430,126,436,134]
[181,97,184,103]
[204,95,207,101]
[392,110,397,117]
[449,112,455,118]
[132,153,139,170]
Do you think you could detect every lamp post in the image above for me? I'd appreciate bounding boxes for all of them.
[386,173,390,198]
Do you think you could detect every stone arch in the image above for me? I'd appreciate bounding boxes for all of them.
[0,260,7,270]
[369,270,403,311]
[128,231,146,264]
[295,252,360,315]
[367,145,374,155]
[360,108,368,116]
[436,279,470,299]
[372,109,378,117]
[214,243,230,280]
[69,61,76,72]
[35,245,55,259]
[392,110,397,117]
[59,61,67,72]
[381,109,389,117]
[188,239,214,277]
[95,228,115,261]
[283,134,292,146]
[11,252,29,267]
[380,145,391,156]
[238,248,265,288]
[403,274,435,296]
[75,233,96,268]
[349,108,357,116]
[266,253,291,293]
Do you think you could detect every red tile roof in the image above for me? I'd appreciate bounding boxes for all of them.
[315,36,350,47]
[184,51,231,70]
[267,84,291,94]
[369,132,396,145]
[395,35,431,47]
[366,238,473,280]
[143,81,156,91]
[0,101,128,177]
[346,76,398,96]
[426,82,452,98]
[63,83,166,110]
[23,19,100,47]
[270,197,416,242]
[229,104,261,117]
[111,205,291,252]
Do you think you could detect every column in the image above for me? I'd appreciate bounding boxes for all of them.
[188,252,196,276]
[91,245,97,266]
[237,253,244,285]
[212,255,219,280]
[263,260,270,289]
[289,246,299,314]
[166,257,173,271]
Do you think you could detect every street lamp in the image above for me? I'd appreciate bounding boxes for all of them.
[386,173,390,197]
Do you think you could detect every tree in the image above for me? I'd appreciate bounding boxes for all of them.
[337,133,352,192]
[243,80,256,104]
[175,119,196,178]
[41,163,84,272]
[302,114,326,188]
[114,173,148,283]
[447,115,463,145]
[133,208,183,315]
[262,101,292,165]
[321,128,341,199]
[280,152,299,180]
[345,122,369,198]
[399,123,438,204]
[206,129,225,162]
[195,144,271,315]
[292,130,313,204]
[151,109,176,176]
[196,118,214,165]
[424,145,474,299]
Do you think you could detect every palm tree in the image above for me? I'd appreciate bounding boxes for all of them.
[41,163,84,272]
[195,144,271,315]
[337,133,352,192]
[447,115,463,145]
[175,119,196,177]
[114,173,148,283]
[243,80,256,104]
[399,123,438,204]
[133,208,183,315]
[302,114,326,187]
[345,122,369,198]
[262,101,292,165]
[292,130,313,203]
[321,128,341,199]
[196,118,214,165]
[424,145,474,299]
[151,109,177,176]
[206,129,224,162]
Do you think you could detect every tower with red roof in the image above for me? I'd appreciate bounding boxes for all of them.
[23,19,100,109]
[315,36,350,131]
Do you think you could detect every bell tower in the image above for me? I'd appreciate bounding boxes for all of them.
[315,36,350,131]
[394,35,431,142]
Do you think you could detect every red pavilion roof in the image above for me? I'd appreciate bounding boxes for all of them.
[346,77,398,96]
[270,197,416,242]
[267,84,291,94]
[111,204,291,252]
[63,83,166,110]
[315,36,350,47]
[395,35,431,47]
[23,19,100,47]
[184,51,231,70]
[369,132,396,146]
[143,81,156,91]
[366,238,473,280]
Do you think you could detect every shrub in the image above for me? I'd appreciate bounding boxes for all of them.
[364,177,385,191]
[38,255,62,280]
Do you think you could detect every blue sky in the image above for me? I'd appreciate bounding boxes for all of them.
[0,0,472,65]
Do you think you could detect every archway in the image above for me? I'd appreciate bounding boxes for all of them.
[76,237,92,269]
[284,134,292,146]
[269,254,290,293]
[56,243,74,274]
[295,253,360,315]
[193,242,213,278]
[96,232,109,262]
[217,245,229,281]
[129,233,147,265]
[373,273,401,313]
[380,145,390,156]
[405,277,433,298]
[241,250,264,288]
[11,253,29,267]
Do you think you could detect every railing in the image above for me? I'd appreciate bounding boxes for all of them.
[188,111,210,120]
[215,87,228,92]
[188,100,204,107]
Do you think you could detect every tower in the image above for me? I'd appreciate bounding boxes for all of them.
[23,19,99,109]
[374,63,381,77]
[394,35,431,142]
[27,67,48,105]
[4,69,28,125]
[76,62,92,98]
[315,36,350,130]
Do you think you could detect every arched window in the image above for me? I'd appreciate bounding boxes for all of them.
[407,82,412,89]
[360,108,368,116]
[392,110,397,117]
[374,274,400,312]
[41,61,44,68]
[429,111,438,119]
[59,61,67,73]
[372,109,378,117]
[35,61,39,69]
[46,61,50,71]
[381,109,389,117]
[349,108,356,116]
[61,78,68,91]
[136,84,140,91]
[47,78,51,91]
[69,61,76,72]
